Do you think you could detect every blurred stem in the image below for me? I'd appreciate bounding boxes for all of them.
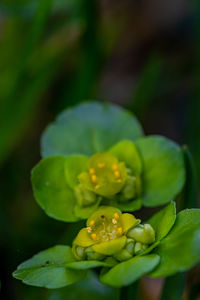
[127,54,163,118]
[181,146,198,210]
[120,281,139,300]
[160,273,186,300]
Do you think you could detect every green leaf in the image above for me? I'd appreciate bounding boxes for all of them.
[100,254,160,287]
[47,271,119,300]
[31,156,78,222]
[135,136,185,207]
[13,245,86,288]
[65,155,89,188]
[66,260,114,270]
[109,140,142,174]
[150,209,200,277]
[41,102,144,158]
[148,201,176,241]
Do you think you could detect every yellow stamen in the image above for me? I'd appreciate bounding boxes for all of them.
[87,227,92,233]
[114,171,120,178]
[112,164,118,171]
[112,218,117,225]
[91,233,97,240]
[117,227,123,235]
[95,184,100,189]
[89,220,95,226]
[89,168,95,175]
[114,213,119,220]
[98,163,105,168]
[117,179,122,183]
[91,174,97,183]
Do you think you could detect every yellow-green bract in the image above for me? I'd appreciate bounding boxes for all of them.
[13,202,200,288]
[31,102,185,222]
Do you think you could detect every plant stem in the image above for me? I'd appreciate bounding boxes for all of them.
[120,281,139,300]
[160,273,186,300]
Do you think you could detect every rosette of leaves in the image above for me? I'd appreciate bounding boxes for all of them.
[13,202,200,288]
[31,102,185,222]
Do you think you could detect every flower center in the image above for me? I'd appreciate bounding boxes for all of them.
[87,213,123,242]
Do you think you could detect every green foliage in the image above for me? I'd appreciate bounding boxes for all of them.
[135,135,185,206]
[13,203,200,289]
[13,245,86,288]
[150,209,200,277]
[100,254,160,287]
[41,101,144,157]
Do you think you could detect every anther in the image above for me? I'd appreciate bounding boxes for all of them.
[91,233,97,240]
[89,168,95,175]
[98,163,105,168]
[91,174,97,183]
[114,171,121,178]
[112,218,117,224]
[89,220,95,226]
[112,164,118,171]
[95,184,100,189]
[87,227,92,233]
[114,213,119,220]
[117,227,123,235]
[117,179,122,183]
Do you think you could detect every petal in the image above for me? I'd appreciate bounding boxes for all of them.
[86,206,121,227]
[64,155,89,188]
[73,228,97,247]
[121,213,139,232]
[109,140,142,174]
[92,236,127,255]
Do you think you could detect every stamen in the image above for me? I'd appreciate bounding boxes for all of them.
[117,227,123,235]
[114,213,119,220]
[89,220,95,226]
[95,184,100,189]
[87,227,92,233]
[117,179,122,183]
[112,164,118,171]
[89,168,95,175]
[98,163,105,168]
[114,171,121,178]
[91,233,97,240]
[91,174,97,183]
[112,218,117,224]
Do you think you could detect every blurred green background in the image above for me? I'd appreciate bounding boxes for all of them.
[0,0,200,299]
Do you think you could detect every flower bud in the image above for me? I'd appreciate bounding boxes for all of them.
[85,247,105,260]
[72,245,86,260]
[75,184,96,207]
[127,224,155,244]
[134,242,148,254]
[119,175,142,202]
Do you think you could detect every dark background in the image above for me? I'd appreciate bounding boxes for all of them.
[0,0,200,299]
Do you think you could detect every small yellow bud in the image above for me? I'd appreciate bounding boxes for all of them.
[114,171,120,179]
[114,213,119,220]
[89,168,95,174]
[91,233,97,240]
[112,164,118,171]
[89,220,95,226]
[91,174,97,183]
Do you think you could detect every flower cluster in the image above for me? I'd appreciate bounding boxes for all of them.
[13,102,200,290]
[73,206,155,262]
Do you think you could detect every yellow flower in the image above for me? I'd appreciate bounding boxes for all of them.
[72,206,155,262]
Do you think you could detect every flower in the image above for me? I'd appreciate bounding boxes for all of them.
[31,102,185,222]
[13,202,200,289]
[72,206,155,262]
